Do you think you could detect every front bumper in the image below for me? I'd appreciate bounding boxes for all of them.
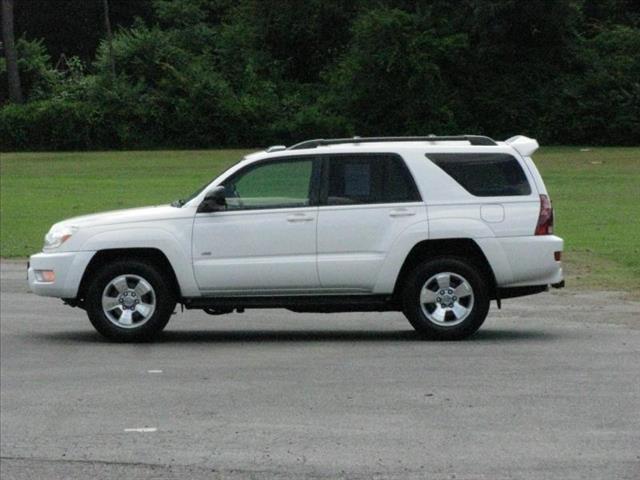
[28,251,95,298]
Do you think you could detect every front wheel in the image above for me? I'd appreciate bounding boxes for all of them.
[402,257,490,340]
[85,259,176,342]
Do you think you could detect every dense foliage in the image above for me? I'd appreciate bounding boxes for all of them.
[1,0,639,150]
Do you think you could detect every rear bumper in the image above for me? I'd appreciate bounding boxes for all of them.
[480,235,564,288]
[498,279,565,300]
[28,251,95,298]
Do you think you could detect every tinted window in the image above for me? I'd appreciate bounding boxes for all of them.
[426,153,531,196]
[325,155,420,205]
[222,158,314,210]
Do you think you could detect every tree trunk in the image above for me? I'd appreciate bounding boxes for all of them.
[103,0,115,77]
[1,0,23,103]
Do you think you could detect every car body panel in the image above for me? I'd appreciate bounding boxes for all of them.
[192,206,320,293]
[317,202,427,290]
[28,251,95,298]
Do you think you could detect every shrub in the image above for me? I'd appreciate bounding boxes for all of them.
[0,99,100,151]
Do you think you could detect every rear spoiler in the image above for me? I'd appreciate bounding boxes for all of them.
[505,136,539,157]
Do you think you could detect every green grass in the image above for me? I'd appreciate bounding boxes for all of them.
[0,150,253,257]
[1,147,639,295]
[532,147,640,295]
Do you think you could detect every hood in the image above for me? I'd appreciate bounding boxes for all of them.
[55,204,193,229]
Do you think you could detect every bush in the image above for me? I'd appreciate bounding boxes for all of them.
[0,37,60,103]
[543,26,640,145]
[321,7,467,136]
[1,0,638,150]
[0,99,101,151]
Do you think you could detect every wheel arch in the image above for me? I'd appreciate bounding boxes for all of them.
[77,248,182,303]
[392,238,498,302]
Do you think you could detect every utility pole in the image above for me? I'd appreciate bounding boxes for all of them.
[103,0,115,77]
[1,0,23,103]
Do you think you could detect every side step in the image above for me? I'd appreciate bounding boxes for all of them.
[182,295,397,313]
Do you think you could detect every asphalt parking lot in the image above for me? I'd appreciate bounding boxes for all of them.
[1,260,639,479]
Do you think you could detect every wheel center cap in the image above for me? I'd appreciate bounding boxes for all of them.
[441,294,453,305]
[121,293,136,308]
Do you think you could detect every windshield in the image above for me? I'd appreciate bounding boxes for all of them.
[171,157,245,207]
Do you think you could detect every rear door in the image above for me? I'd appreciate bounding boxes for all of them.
[316,153,426,291]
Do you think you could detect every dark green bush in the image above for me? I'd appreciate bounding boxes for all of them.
[543,26,640,145]
[0,99,102,150]
[1,0,638,150]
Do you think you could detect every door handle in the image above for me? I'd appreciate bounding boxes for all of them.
[389,208,416,217]
[286,214,314,223]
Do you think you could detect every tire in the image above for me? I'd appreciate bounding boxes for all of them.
[85,259,176,342]
[402,257,490,340]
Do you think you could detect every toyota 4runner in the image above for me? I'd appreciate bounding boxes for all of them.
[28,135,564,341]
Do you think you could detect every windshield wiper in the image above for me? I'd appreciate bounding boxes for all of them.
[171,199,185,208]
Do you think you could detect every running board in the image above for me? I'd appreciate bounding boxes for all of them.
[182,295,397,313]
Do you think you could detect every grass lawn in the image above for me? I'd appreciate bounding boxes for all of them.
[1,147,639,295]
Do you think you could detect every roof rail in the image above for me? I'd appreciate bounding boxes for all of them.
[288,135,497,150]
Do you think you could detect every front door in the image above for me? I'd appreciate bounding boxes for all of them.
[193,156,320,294]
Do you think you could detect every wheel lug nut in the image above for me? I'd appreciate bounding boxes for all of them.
[436,297,441,302]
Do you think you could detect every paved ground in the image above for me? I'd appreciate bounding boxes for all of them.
[1,260,639,479]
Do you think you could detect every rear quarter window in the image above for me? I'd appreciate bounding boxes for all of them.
[426,153,532,196]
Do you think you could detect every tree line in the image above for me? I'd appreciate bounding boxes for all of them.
[1,0,639,151]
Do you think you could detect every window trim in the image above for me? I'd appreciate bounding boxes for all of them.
[425,152,532,197]
[318,153,422,207]
[215,155,322,211]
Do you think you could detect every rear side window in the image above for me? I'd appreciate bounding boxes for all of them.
[325,154,421,205]
[426,153,531,196]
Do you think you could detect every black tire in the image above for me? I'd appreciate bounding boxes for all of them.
[85,259,176,342]
[402,257,490,340]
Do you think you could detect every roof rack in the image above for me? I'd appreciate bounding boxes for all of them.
[288,135,497,150]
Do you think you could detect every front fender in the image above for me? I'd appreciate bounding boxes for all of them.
[78,225,200,297]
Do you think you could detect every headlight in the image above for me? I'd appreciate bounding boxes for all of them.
[43,226,78,250]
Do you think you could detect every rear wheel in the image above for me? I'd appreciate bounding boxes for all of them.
[402,257,490,340]
[86,259,176,342]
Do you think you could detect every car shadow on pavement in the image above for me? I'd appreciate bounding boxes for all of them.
[28,327,557,344]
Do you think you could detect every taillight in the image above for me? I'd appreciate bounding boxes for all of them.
[535,194,554,235]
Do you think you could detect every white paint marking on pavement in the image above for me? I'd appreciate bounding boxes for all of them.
[147,369,163,373]
[124,427,157,433]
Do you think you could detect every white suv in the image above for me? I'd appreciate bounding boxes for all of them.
[28,135,564,341]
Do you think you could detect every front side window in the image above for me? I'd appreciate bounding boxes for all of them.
[325,154,420,205]
[222,158,314,210]
[426,153,532,196]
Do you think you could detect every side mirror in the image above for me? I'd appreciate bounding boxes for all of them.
[198,186,226,213]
